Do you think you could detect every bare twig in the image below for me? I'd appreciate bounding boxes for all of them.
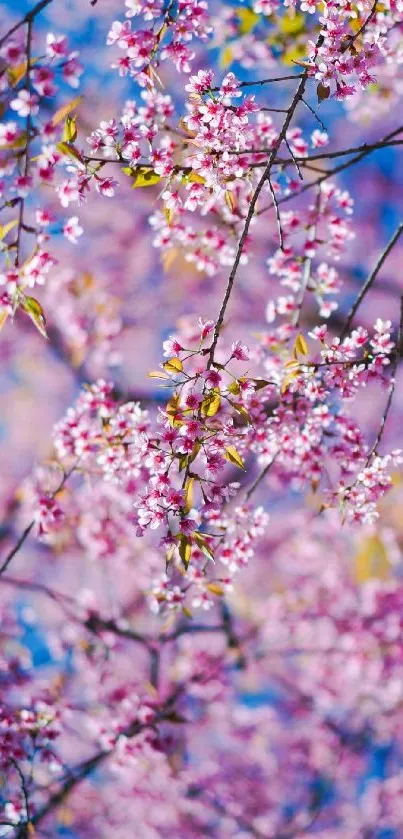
[293,188,322,326]
[341,221,403,339]
[0,461,78,577]
[245,453,278,501]
[207,48,322,367]
[366,294,403,460]
[211,74,304,92]
[301,96,327,132]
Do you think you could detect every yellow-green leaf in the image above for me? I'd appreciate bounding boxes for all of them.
[52,96,82,126]
[282,43,307,67]
[21,296,48,339]
[220,45,233,69]
[0,219,18,241]
[132,167,161,188]
[8,57,40,87]
[56,142,83,165]
[228,380,241,395]
[187,171,206,185]
[201,388,221,417]
[63,116,77,143]
[225,190,236,213]
[148,369,170,379]
[237,7,259,34]
[294,333,309,357]
[355,534,390,584]
[163,356,183,374]
[279,11,305,35]
[224,446,245,470]
[189,440,201,464]
[0,133,26,149]
[194,532,215,562]
[178,534,192,569]
[231,402,252,424]
[207,582,224,595]
[0,310,9,333]
[281,369,299,393]
[184,477,194,513]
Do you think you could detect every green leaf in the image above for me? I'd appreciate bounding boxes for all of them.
[121,166,137,177]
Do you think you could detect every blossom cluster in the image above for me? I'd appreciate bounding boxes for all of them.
[1,0,403,836]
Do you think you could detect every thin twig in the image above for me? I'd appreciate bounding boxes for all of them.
[0,461,78,577]
[211,74,304,92]
[257,127,403,217]
[268,176,284,248]
[366,294,403,461]
[245,453,278,501]
[293,188,322,326]
[207,49,321,367]
[301,96,327,132]
[341,221,403,339]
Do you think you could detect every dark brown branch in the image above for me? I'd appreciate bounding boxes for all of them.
[0,0,54,49]
[347,0,378,48]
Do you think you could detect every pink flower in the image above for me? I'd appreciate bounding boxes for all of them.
[0,122,19,146]
[185,68,214,95]
[96,177,118,198]
[46,33,68,58]
[198,318,214,340]
[311,129,329,148]
[231,341,249,361]
[202,369,222,388]
[10,90,39,118]
[32,67,57,97]
[162,337,184,357]
[63,216,83,244]
[57,180,80,208]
